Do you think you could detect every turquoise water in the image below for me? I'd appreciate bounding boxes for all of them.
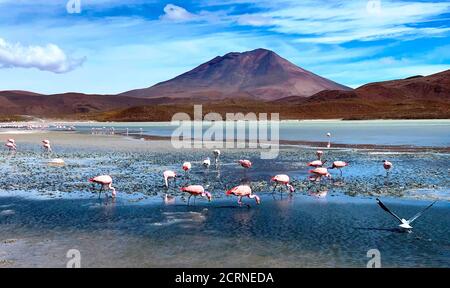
[73,120,450,147]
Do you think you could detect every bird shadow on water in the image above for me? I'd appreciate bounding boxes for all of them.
[353,226,411,234]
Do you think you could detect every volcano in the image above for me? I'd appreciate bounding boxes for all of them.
[120,48,351,101]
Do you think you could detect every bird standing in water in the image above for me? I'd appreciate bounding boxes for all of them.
[226,185,260,207]
[181,185,212,205]
[89,175,117,198]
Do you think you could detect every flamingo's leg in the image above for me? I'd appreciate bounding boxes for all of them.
[187,195,192,206]
[237,196,243,206]
[340,169,343,177]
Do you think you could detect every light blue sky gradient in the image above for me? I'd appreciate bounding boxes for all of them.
[0,0,449,94]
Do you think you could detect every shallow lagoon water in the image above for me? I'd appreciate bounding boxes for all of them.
[0,128,449,267]
[74,120,450,147]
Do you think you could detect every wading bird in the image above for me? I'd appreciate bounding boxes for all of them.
[182,162,192,174]
[89,175,116,198]
[203,157,211,169]
[181,185,212,205]
[307,160,327,168]
[238,159,252,169]
[376,198,436,230]
[383,160,393,176]
[163,170,177,188]
[271,174,295,194]
[309,167,331,182]
[330,161,348,177]
[213,150,221,165]
[326,133,331,148]
[226,185,260,206]
[42,140,52,152]
[5,142,16,151]
[316,150,324,160]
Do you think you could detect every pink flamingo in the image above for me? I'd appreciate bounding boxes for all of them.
[89,175,117,198]
[271,174,295,194]
[238,159,252,169]
[330,161,348,177]
[182,162,191,176]
[309,167,331,182]
[316,150,324,160]
[5,142,16,151]
[181,185,212,205]
[307,160,327,168]
[383,160,393,176]
[42,140,52,152]
[163,170,177,188]
[326,133,331,148]
[226,185,260,206]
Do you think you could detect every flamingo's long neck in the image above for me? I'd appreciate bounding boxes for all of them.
[164,176,168,187]
[287,183,294,192]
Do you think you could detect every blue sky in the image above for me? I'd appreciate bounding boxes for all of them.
[0,0,449,94]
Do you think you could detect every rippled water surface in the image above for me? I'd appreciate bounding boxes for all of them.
[0,130,449,267]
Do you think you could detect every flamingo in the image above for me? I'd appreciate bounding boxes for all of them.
[383,160,393,176]
[316,150,324,160]
[326,132,331,148]
[163,170,177,188]
[226,185,260,206]
[271,174,295,194]
[7,139,15,145]
[329,161,348,177]
[213,150,221,165]
[203,157,211,169]
[182,162,192,176]
[181,185,212,205]
[5,142,16,151]
[89,175,116,198]
[307,160,327,168]
[238,159,252,169]
[42,140,52,152]
[309,167,331,182]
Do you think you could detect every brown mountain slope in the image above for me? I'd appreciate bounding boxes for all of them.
[120,48,351,101]
[0,91,156,117]
[283,69,450,104]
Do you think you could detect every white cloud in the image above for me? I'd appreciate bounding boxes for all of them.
[0,38,84,73]
[160,4,196,22]
[223,0,450,44]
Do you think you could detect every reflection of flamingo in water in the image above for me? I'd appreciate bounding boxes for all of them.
[309,188,328,198]
[226,185,260,207]
[271,174,295,196]
[89,175,117,198]
[181,185,212,205]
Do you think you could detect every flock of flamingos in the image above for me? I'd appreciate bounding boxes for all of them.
[4,134,439,231]
[3,136,394,207]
